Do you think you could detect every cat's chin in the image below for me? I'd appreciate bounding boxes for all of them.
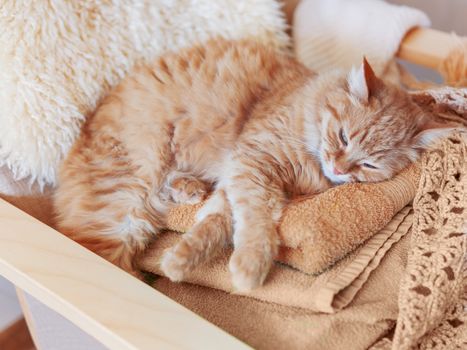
[325,175,350,184]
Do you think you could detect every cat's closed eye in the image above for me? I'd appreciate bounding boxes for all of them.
[339,128,348,147]
[362,162,377,169]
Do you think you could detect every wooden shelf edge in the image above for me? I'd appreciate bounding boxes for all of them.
[0,199,249,350]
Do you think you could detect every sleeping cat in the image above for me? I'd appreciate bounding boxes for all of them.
[54,39,453,291]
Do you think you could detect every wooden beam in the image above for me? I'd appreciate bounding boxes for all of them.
[397,28,463,70]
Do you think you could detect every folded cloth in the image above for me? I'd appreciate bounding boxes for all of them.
[140,206,413,313]
[163,165,419,276]
[293,0,430,74]
[153,231,411,350]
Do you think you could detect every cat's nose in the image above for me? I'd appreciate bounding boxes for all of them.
[333,167,344,175]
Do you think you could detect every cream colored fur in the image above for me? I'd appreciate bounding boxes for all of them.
[0,0,289,187]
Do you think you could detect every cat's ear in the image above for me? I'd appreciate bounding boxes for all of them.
[413,119,458,148]
[347,57,384,103]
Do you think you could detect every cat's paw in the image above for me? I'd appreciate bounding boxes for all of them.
[160,241,195,282]
[229,247,273,292]
[169,176,209,205]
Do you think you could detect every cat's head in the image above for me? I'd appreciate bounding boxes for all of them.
[316,58,455,184]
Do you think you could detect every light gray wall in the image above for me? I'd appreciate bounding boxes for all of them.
[389,0,467,35]
[0,276,22,330]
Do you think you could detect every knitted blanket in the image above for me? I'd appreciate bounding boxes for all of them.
[371,90,467,349]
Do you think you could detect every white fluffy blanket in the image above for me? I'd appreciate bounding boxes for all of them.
[0,0,289,187]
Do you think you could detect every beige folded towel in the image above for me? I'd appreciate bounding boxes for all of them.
[163,165,419,276]
[141,206,413,313]
[153,231,411,350]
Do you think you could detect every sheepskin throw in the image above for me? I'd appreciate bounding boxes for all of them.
[0,0,289,187]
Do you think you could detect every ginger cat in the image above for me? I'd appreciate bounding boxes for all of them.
[55,39,453,291]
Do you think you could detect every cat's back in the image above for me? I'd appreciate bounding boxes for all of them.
[84,39,308,144]
[147,38,309,129]
[141,38,311,173]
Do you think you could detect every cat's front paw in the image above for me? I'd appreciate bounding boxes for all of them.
[168,176,209,205]
[229,247,273,292]
[160,241,195,282]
